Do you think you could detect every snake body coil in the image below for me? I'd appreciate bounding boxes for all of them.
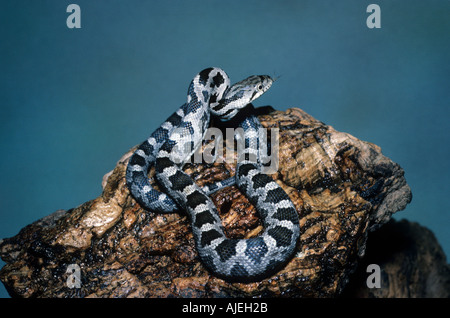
[126,68,300,281]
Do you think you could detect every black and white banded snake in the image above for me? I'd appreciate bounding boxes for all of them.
[126,67,300,281]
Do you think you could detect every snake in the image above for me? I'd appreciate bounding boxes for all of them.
[126,67,300,281]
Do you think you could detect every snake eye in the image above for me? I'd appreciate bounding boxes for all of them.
[258,85,263,90]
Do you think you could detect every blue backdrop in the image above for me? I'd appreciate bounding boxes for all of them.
[1,0,449,297]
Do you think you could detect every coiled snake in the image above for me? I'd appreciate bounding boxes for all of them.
[126,67,300,281]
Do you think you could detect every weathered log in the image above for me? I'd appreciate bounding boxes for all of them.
[0,107,413,297]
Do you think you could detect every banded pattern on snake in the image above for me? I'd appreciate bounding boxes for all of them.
[126,67,300,281]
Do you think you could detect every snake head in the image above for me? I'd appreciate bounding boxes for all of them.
[210,75,274,121]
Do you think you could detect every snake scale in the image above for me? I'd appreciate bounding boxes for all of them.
[126,67,300,281]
